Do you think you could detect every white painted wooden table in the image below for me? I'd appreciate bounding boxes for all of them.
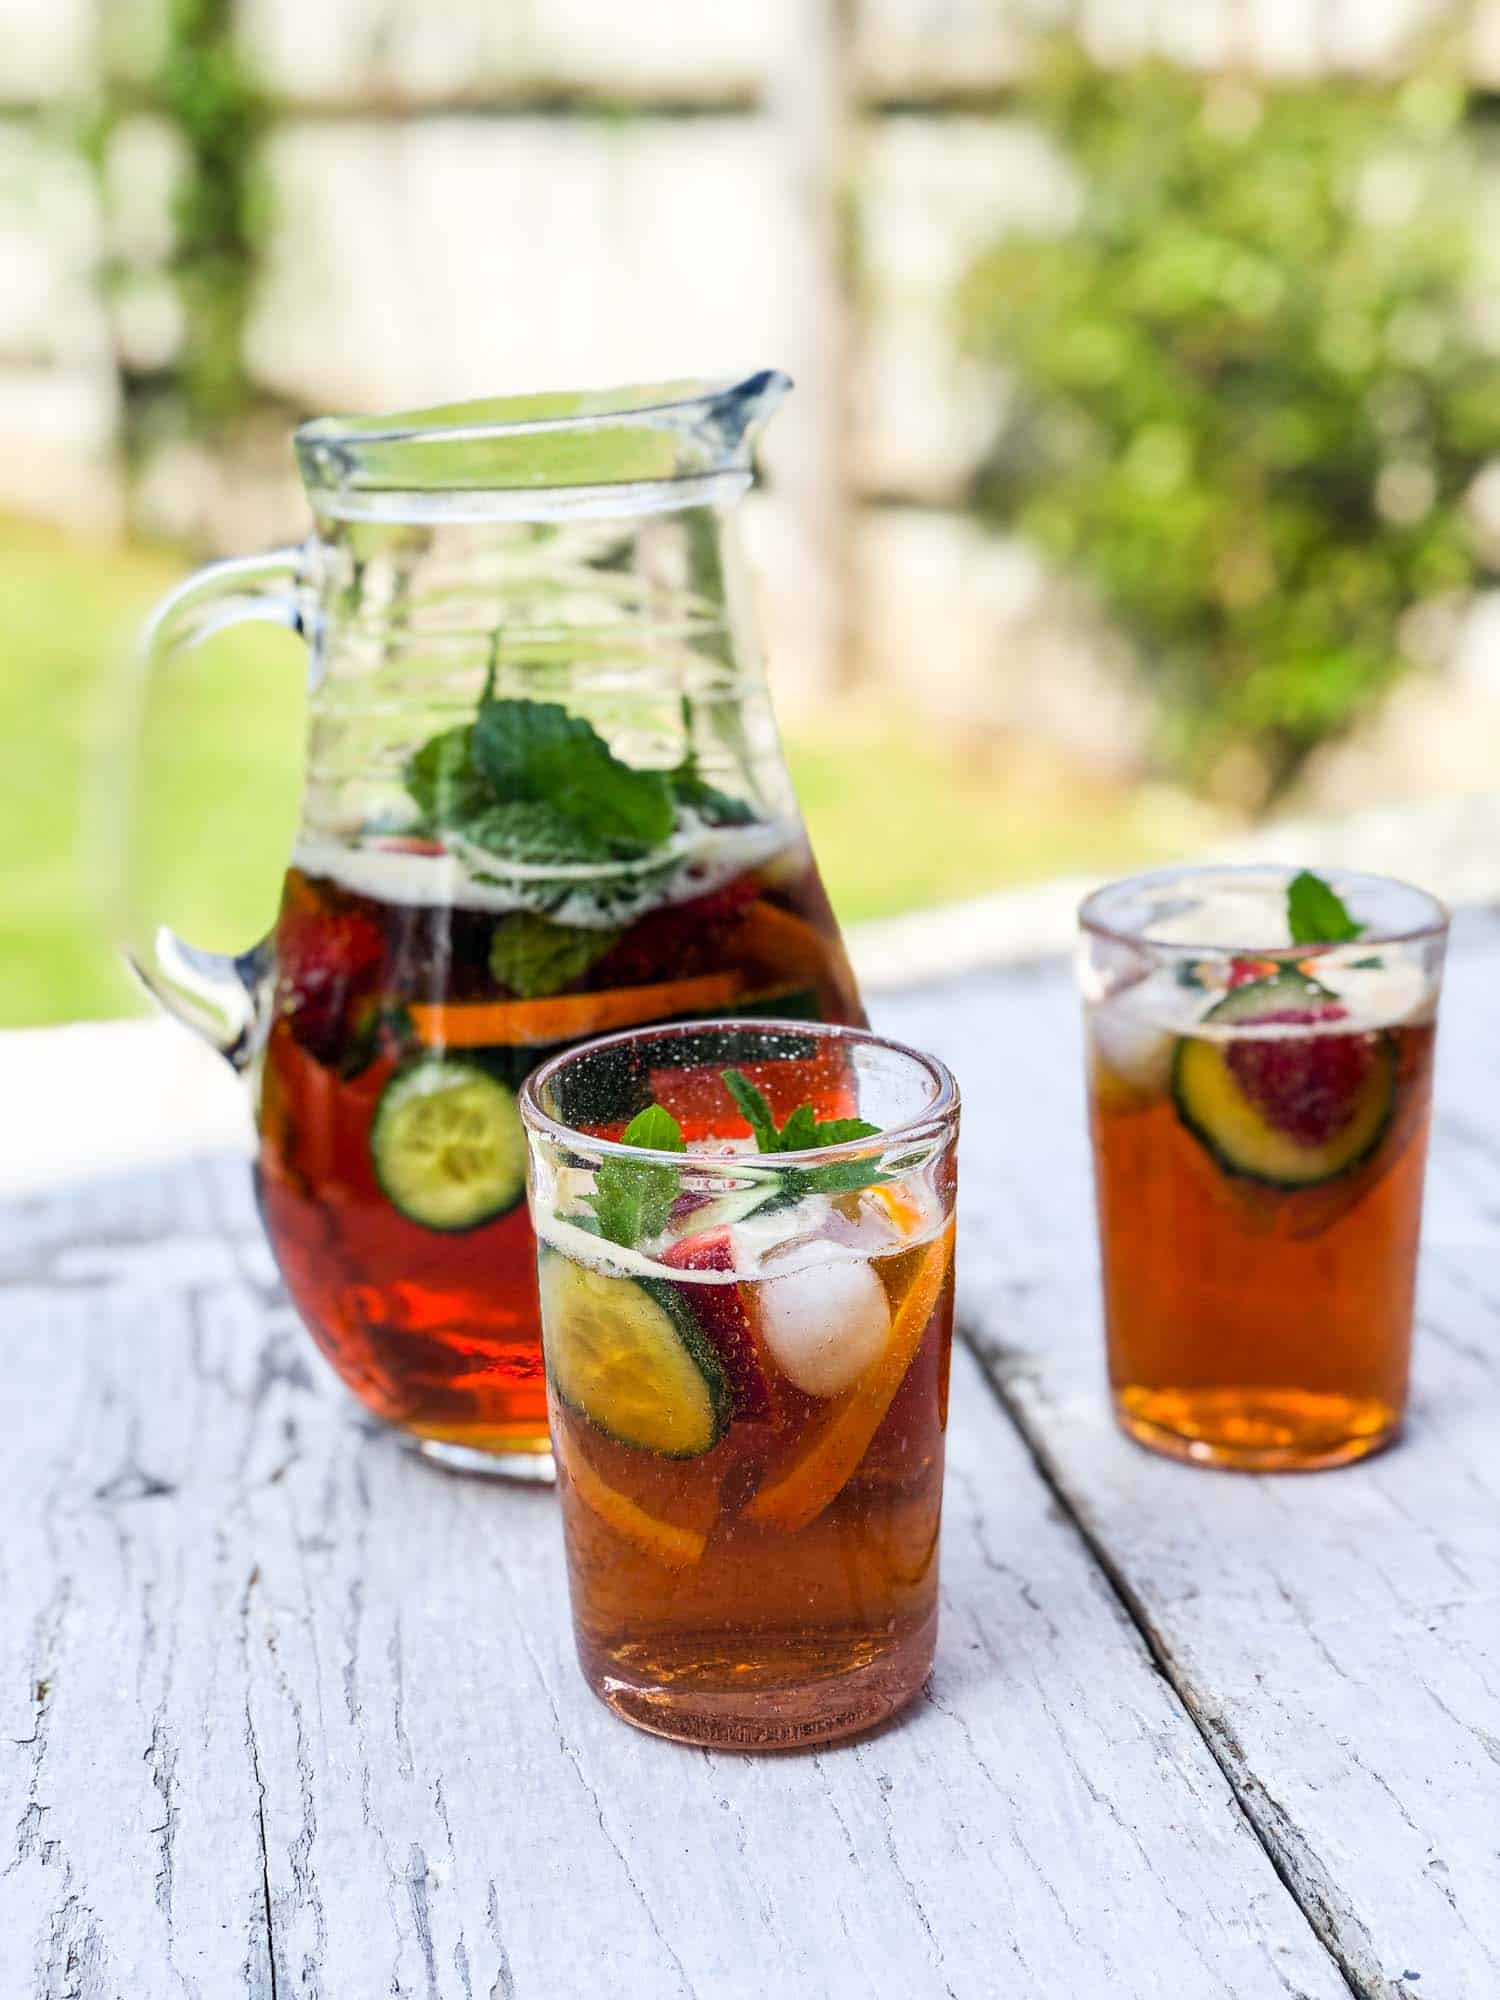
[5,924,1497,1999]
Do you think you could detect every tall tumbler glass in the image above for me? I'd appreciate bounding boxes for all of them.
[1078,866,1448,1471]
[520,1018,959,1747]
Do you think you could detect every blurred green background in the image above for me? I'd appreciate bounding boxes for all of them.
[6,5,1500,1028]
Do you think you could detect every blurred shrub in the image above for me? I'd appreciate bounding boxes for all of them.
[959,39,1500,803]
[92,0,269,452]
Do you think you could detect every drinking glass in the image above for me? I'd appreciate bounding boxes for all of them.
[520,1018,959,1747]
[1079,865,1448,1470]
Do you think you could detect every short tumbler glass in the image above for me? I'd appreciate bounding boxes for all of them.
[520,1018,959,1748]
[1078,865,1448,1471]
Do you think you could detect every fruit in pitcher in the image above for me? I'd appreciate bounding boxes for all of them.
[1172,971,1396,1187]
[369,1057,528,1229]
[279,907,384,1060]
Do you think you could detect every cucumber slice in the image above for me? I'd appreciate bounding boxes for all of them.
[539,1250,731,1458]
[370,1057,528,1231]
[676,1184,779,1236]
[1172,972,1396,1187]
[1199,967,1330,1024]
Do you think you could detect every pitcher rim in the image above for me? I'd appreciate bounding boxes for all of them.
[294,370,792,453]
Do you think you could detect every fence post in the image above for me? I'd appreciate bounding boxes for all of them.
[762,0,858,705]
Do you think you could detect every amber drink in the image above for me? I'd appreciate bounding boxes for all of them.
[1079,867,1447,1471]
[521,1020,959,1747]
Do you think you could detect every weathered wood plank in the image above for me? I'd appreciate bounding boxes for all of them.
[879,914,1500,2000]
[2,1158,1345,1996]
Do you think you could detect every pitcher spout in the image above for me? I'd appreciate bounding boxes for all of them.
[696,368,792,461]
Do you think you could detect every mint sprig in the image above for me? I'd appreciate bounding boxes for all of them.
[488,911,620,999]
[669,760,758,827]
[720,1068,886,1197]
[473,697,674,848]
[584,1104,685,1248]
[1287,869,1365,945]
[404,686,762,879]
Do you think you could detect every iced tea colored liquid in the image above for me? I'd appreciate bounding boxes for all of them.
[1089,1013,1435,1469]
[522,1017,960,1746]
[256,841,863,1464]
[1080,864,1447,1472]
[544,1227,955,1747]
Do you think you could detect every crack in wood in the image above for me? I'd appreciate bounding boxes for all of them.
[960,1328,1388,2000]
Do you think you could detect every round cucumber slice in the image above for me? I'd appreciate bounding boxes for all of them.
[539,1251,730,1458]
[370,1057,527,1231]
[1172,972,1396,1188]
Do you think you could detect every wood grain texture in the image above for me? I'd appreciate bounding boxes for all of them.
[1,1157,1346,1996]
[879,913,1500,2000]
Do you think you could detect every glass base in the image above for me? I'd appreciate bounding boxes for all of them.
[409,1437,556,1482]
[1113,1386,1402,1472]
[580,1611,936,1750]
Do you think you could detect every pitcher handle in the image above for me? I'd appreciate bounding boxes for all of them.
[124,547,307,1070]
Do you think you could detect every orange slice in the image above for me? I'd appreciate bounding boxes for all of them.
[868,1182,925,1237]
[732,903,839,985]
[408,970,743,1049]
[562,1448,709,1570]
[742,1221,955,1534]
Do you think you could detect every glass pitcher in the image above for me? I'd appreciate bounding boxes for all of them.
[126,374,866,1474]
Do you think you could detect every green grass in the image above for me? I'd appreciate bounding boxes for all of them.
[0,517,1220,1029]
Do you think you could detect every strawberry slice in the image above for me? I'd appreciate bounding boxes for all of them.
[1224,1004,1374,1146]
[590,873,760,986]
[661,1229,777,1423]
[1227,955,1279,990]
[278,908,385,1062]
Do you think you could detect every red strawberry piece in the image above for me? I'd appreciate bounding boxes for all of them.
[591,873,761,985]
[662,1228,776,1422]
[1227,956,1278,990]
[278,910,385,1061]
[367,835,446,857]
[1224,1005,1375,1147]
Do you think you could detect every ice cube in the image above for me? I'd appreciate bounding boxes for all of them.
[752,1258,891,1399]
[1309,950,1435,1028]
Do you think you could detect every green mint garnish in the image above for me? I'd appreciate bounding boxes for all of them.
[488,912,620,999]
[472,696,674,848]
[1287,869,1365,945]
[585,1103,685,1248]
[669,761,758,827]
[720,1068,885,1197]
[404,682,764,872]
[456,798,616,866]
[404,723,491,827]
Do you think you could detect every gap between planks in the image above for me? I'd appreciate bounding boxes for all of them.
[957,1324,1390,2000]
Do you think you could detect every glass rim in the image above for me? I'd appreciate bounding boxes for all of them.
[1078,862,1451,955]
[518,1016,961,1170]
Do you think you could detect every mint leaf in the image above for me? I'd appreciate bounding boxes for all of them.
[454,799,615,866]
[474,696,674,848]
[1287,869,1365,945]
[800,1117,883,1147]
[783,1159,888,1198]
[620,1104,684,1153]
[671,764,758,827]
[585,1102,686,1249]
[776,1102,821,1152]
[488,913,620,999]
[405,724,490,828]
[719,1067,885,1198]
[721,1068,781,1152]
